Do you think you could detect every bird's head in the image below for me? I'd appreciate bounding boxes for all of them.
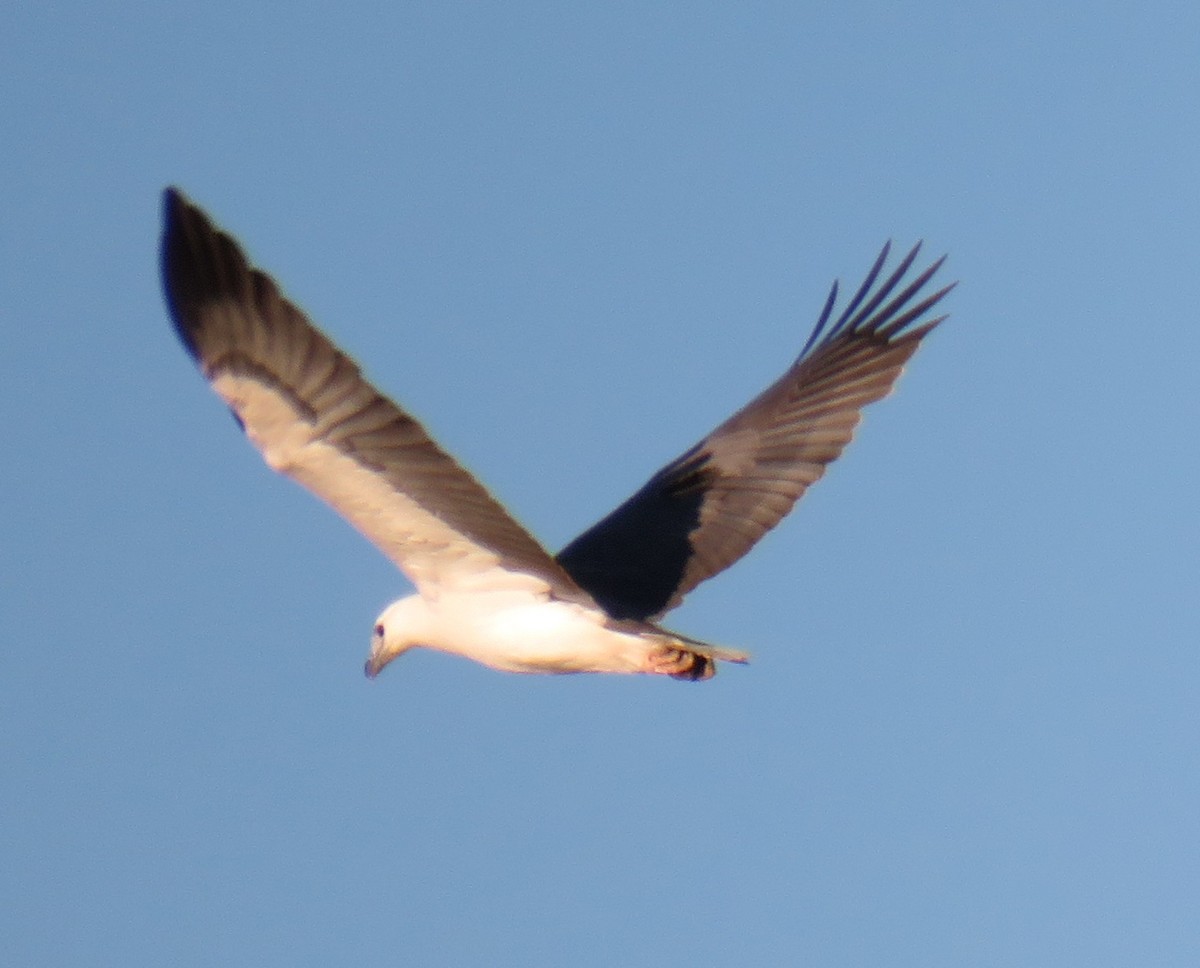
[365,595,431,679]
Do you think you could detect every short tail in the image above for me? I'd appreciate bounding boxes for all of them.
[650,633,751,681]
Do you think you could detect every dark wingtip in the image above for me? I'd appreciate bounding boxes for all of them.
[163,185,186,211]
[161,187,191,268]
[160,186,203,360]
[800,241,954,356]
[160,186,256,365]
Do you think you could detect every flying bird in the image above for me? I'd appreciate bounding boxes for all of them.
[160,187,952,681]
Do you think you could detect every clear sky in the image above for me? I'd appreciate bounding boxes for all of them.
[5,2,1200,965]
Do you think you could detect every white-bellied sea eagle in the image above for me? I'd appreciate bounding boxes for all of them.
[160,188,952,681]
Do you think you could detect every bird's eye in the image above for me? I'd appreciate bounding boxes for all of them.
[373,623,384,638]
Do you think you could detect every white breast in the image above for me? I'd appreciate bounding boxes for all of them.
[426,594,650,675]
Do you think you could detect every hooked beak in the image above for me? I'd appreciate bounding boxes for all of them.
[365,641,414,679]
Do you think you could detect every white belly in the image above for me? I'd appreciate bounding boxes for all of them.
[428,595,650,675]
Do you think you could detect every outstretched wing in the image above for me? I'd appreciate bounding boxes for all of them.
[161,187,590,603]
[556,241,953,620]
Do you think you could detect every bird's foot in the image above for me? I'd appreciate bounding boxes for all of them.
[646,644,715,681]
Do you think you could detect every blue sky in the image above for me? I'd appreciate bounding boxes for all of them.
[5,2,1200,965]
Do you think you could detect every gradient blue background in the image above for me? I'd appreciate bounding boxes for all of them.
[5,2,1200,965]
